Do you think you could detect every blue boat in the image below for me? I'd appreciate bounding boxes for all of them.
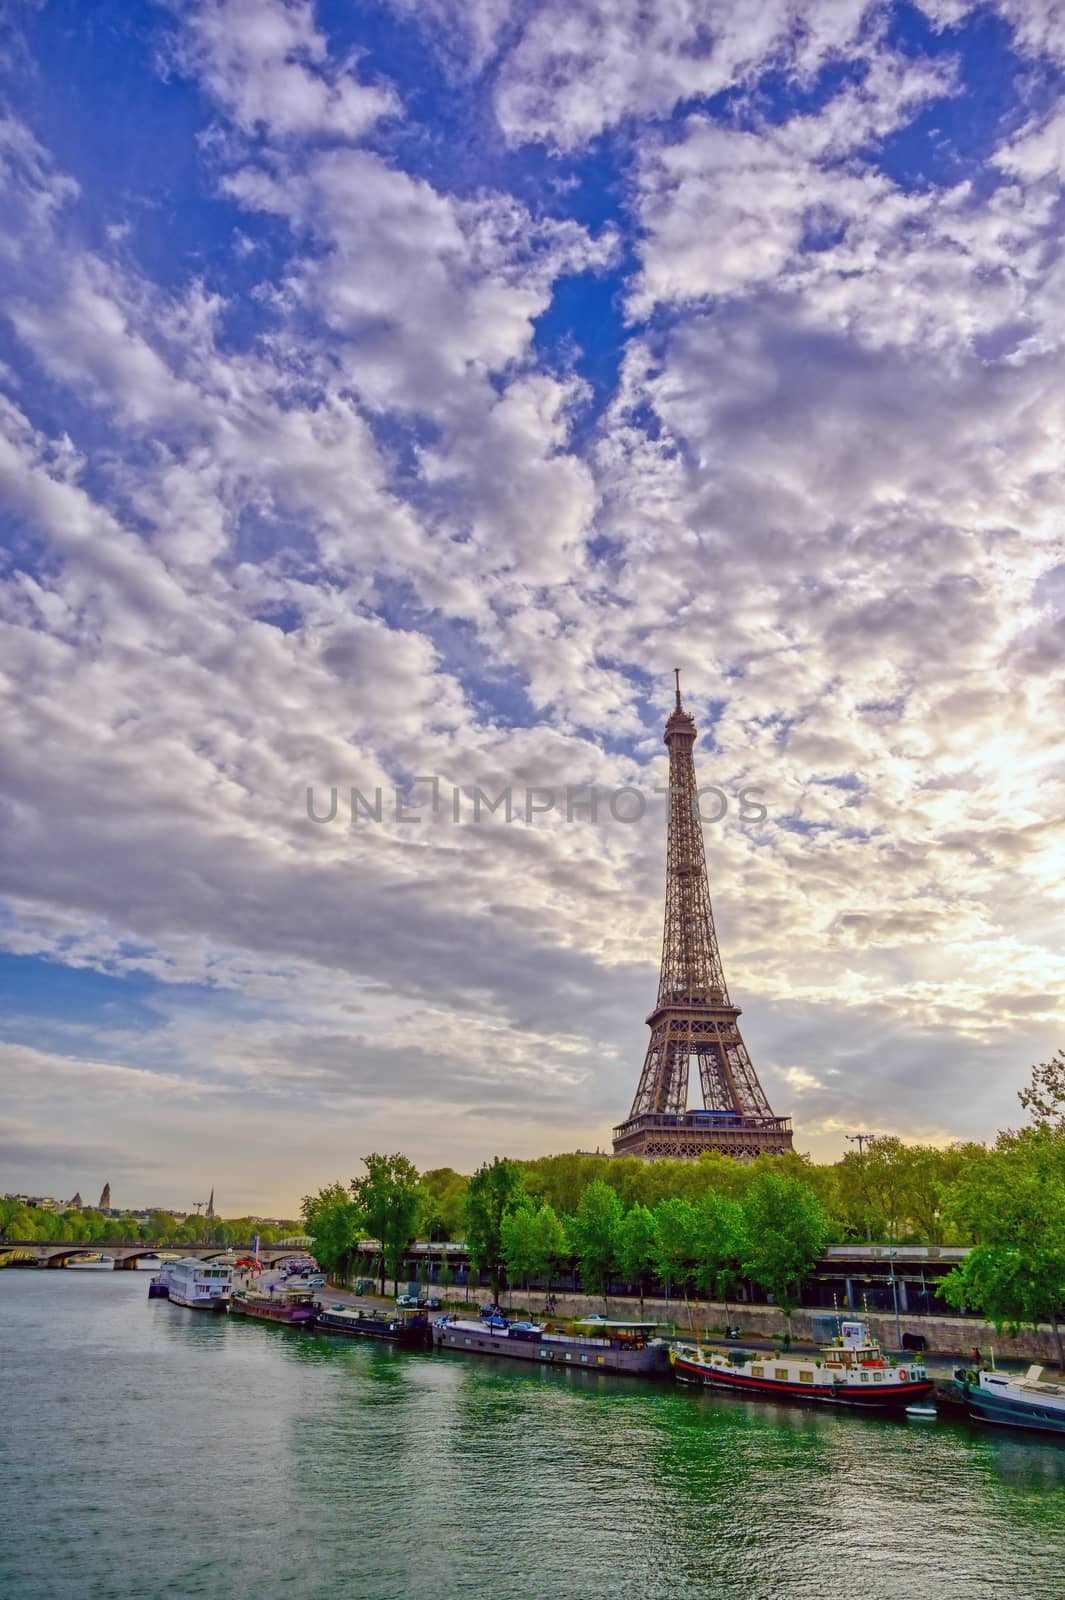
[954,1365,1065,1436]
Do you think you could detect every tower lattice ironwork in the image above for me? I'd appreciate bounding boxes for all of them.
[613,672,793,1162]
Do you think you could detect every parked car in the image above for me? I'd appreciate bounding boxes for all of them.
[421,1296,442,1310]
[396,1293,421,1307]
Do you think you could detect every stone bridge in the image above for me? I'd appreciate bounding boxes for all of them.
[0,1243,308,1269]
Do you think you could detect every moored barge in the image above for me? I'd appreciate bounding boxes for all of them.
[432,1315,670,1377]
[229,1281,319,1327]
[316,1303,431,1347]
[672,1318,932,1409]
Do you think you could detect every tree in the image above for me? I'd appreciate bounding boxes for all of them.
[0,1198,23,1240]
[350,1154,423,1297]
[568,1179,623,1300]
[616,1203,656,1313]
[462,1157,527,1302]
[301,1181,362,1283]
[693,1190,747,1325]
[502,1202,568,1294]
[1018,1050,1065,1133]
[741,1170,831,1335]
[438,1252,453,1306]
[533,1203,568,1291]
[501,1204,541,1292]
[942,1133,1065,1370]
[420,1167,469,1240]
[652,1196,698,1303]
[141,1212,179,1244]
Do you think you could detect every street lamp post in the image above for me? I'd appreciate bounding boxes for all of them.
[886,1250,903,1352]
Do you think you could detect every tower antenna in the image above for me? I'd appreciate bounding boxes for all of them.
[674,667,682,709]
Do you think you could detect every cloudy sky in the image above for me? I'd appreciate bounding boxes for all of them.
[1,0,1063,1214]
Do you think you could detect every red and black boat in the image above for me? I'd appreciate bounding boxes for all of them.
[671,1318,933,1409]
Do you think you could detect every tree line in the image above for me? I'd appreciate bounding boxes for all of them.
[0,1204,300,1249]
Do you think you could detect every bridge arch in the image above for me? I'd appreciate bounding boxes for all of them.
[0,1247,35,1267]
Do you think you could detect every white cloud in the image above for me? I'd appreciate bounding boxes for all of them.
[171,0,398,140]
[490,0,876,150]
[3,6,1065,1205]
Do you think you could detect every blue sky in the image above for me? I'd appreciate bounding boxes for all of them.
[1,0,1063,1211]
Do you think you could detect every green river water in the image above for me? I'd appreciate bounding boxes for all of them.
[2,1270,1064,1600]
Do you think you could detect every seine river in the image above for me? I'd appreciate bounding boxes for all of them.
[3,1271,1065,1600]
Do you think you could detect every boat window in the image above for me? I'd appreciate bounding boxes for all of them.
[800,1370,814,1383]
[873,1372,882,1382]
[775,1369,788,1381]
[752,1366,764,1377]
[861,1372,869,1382]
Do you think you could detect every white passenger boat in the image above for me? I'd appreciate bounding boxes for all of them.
[164,1257,232,1310]
[66,1253,115,1271]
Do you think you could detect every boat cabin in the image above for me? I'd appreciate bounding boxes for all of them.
[820,1320,886,1369]
[572,1319,659,1351]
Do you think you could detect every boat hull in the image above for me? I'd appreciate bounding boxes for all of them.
[955,1376,1065,1436]
[147,1278,169,1299]
[673,1353,934,1408]
[167,1290,229,1311]
[433,1321,671,1377]
[229,1297,318,1327]
[316,1309,430,1346]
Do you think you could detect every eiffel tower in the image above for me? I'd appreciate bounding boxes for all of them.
[613,673,793,1161]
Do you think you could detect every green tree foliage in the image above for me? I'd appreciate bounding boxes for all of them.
[1017,1050,1065,1133]
[0,1199,39,1240]
[533,1203,568,1287]
[350,1154,423,1296]
[741,1170,831,1328]
[615,1202,656,1311]
[693,1190,747,1320]
[522,1153,613,1214]
[652,1196,698,1298]
[568,1179,623,1298]
[463,1157,527,1301]
[942,1132,1065,1369]
[141,1212,179,1244]
[301,1182,362,1283]
[501,1202,567,1290]
[420,1167,469,1240]
[437,1252,453,1303]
